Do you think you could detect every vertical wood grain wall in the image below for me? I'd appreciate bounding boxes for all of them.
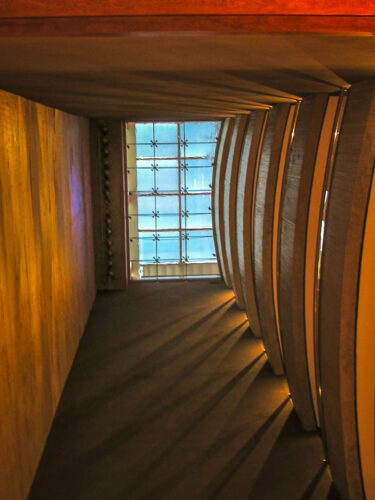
[0,90,96,500]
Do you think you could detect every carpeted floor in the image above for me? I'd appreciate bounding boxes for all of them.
[29,280,339,500]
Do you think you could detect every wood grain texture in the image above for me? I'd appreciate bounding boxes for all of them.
[1,15,375,36]
[213,118,235,288]
[253,104,294,374]
[90,120,128,290]
[0,90,95,500]
[278,94,329,430]
[236,110,267,337]
[319,81,375,500]
[223,115,248,307]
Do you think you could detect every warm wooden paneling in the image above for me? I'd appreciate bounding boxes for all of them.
[236,110,268,337]
[1,1,374,36]
[90,120,128,290]
[1,15,374,36]
[212,118,234,286]
[319,81,375,500]
[223,115,248,307]
[356,168,375,500]
[2,0,374,17]
[0,90,95,500]
[253,103,295,374]
[278,94,329,430]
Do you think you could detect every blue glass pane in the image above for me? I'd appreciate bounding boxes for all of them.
[185,167,212,192]
[138,235,156,261]
[157,215,179,230]
[186,231,216,261]
[156,159,178,169]
[181,141,216,161]
[184,157,213,167]
[156,143,178,158]
[184,213,212,229]
[136,167,154,193]
[137,196,155,215]
[154,123,177,143]
[183,122,220,143]
[186,194,211,214]
[136,143,154,158]
[136,215,155,231]
[157,232,180,261]
[135,123,153,144]
[156,196,179,214]
[156,168,179,192]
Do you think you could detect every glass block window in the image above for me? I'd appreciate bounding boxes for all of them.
[126,121,221,280]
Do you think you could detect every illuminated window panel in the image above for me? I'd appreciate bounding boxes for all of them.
[126,121,221,280]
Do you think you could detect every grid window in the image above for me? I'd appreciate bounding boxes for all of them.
[126,121,221,280]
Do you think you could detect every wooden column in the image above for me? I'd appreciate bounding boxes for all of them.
[236,110,268,337]
[223,115,248,307]
[319,81,375,500]
[212,118,235,287]
[90,120,128,289]
[278,94,330,430]
[253,103,296,373]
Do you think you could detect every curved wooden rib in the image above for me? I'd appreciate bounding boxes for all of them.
[212,117,235,287]
[356,169,375,500]
[278,94,329,430]
[236,110,268,337]
[253,103,295,373]
[304,95,342,428]
[223,115,248,307]
[319,81,375,500]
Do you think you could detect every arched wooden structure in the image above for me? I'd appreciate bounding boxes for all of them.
[319,80,375,500]
[212,118,235,288]
[236,110,268,337]
[252,103,296,373]
[223,115,248,308]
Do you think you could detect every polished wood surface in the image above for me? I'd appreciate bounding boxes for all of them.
[223,115,248,307]
[213,118,235,287]
[1,0,374,36]
[0,90,95,500]
[1,16,374,36]
[2,0,374,17]
[236,110,267,337]
[253,104,294,375]
[278,94,329,430]
[90,120,128,290]
[304,95,340,428]
[319,81,375,500]
[356,169,375,500]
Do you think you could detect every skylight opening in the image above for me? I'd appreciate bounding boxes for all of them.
[126,121,221,280]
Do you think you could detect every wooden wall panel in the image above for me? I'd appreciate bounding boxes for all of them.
[278,94,329,430]
[90,120,128,290]
[253,103,295,374]
[223,115,248,308]
[212,118,234,287]
[0,90,96,500]
[236,110,267,337]
[319,81,375,500]
[356,168,375,500]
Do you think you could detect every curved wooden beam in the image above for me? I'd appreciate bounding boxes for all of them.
[212,118,235,287]
[223,115,248,306]
[253,103,295,373]
[237,110,268,336]
[319,80,375,500]
[278,94,330,430]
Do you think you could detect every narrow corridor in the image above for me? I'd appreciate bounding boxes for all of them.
[29,281,337,499]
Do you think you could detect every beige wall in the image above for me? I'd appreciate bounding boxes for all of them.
[0,90,96,500]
